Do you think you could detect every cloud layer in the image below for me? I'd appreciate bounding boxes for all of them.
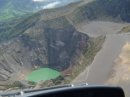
[33,0,80,9]
[33,0,47,2]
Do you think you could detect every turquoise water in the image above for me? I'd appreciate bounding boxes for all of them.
[27,68,60,82]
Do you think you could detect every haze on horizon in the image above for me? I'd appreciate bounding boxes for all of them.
[33,0,81,9]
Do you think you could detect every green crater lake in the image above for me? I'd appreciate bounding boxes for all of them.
[27,68,60,82]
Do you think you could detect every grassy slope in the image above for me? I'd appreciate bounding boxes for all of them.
[118,25,130,33]
[0,1,32,21]
[0,13,32,42]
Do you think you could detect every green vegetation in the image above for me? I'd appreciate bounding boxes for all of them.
[0,81,25,90]
[32,76,65,88]
[0,0,34,21]
[0,2,23,21]
[0,12,34,42]
[6,81,25,89]
[27,68,61,83]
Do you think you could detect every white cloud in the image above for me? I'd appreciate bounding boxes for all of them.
[33,0,81,9]
[33,0,47,2]
[42,1,60,9]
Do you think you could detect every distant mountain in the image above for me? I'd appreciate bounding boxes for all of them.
[0,0,81,21]
[0,4,90,84]
[68,0,130,23]
[0,0,34,21]
[96,0,130,22]
[0,0,130,89]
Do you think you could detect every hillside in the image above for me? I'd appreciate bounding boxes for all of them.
[0,0,81,21]
[1,0,130,42]
[66,0,130,25]
[0,0,34,21]
[0,5,93,90]
[1,0,130,92]
[0,0,108,91]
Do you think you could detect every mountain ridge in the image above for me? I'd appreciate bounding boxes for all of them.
[0,0,130,90]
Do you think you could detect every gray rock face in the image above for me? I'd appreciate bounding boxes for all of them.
[45,26,88,70]
[0,13,89,82]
